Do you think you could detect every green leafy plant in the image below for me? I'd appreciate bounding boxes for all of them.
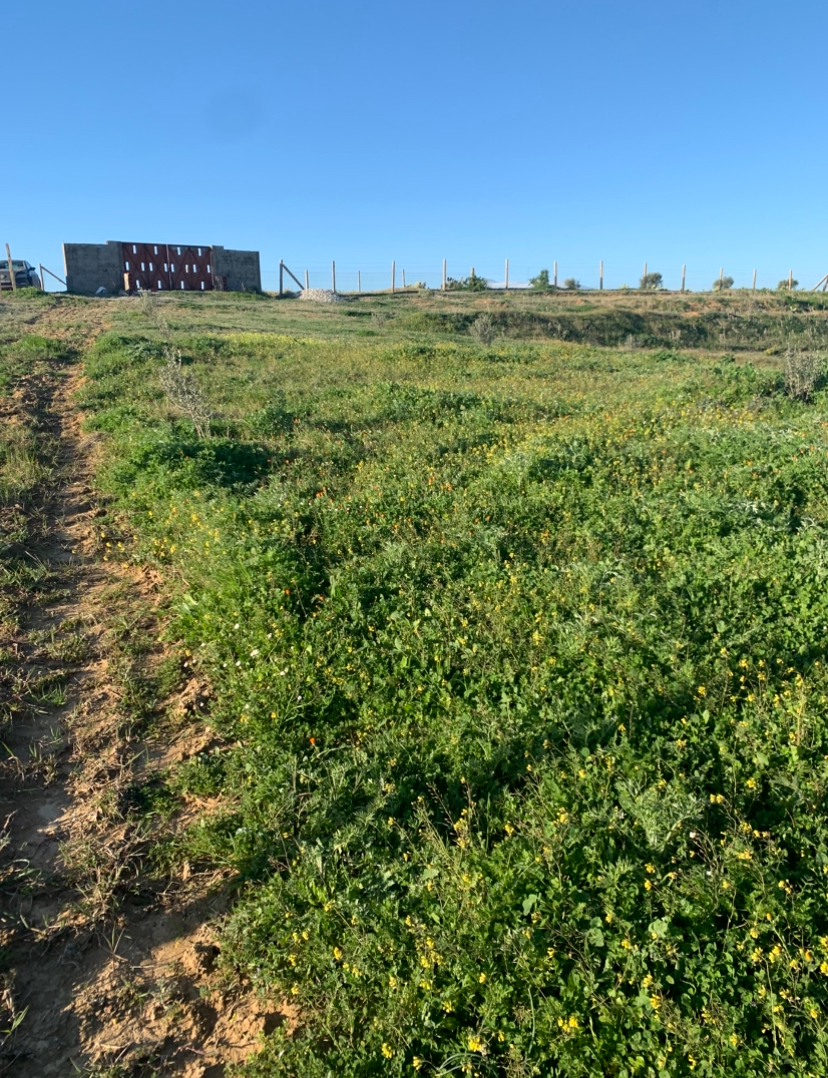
[563,277,580,290]
[529,269,551,290]
[446,272,489,292]
[713,276,735,291]
[639,272,663,290]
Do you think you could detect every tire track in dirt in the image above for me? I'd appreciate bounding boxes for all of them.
[0,300,288,1077]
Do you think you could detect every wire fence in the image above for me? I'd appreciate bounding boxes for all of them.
[262,260,815,295]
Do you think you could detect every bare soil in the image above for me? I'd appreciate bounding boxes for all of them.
[0,303,288,1076]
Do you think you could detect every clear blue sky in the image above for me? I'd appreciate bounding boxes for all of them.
[6,0,827,292]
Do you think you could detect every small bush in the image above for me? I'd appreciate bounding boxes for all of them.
[159,348,212,437]
[469,314,496,346]
[712,276,735,291]
[371,312,390,331]
[784,347,825,402]
[446,272,489,292]
[778,279,799,291]
[250,391,295,437]
[563,278,580,291]
[529,269,551,291]
[639,272,663,291]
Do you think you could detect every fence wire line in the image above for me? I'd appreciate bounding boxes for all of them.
[263,263,810,293]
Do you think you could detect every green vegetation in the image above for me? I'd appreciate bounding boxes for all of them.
[529,269,551,291]
[57,288,828,1076]
[713,277,735,292]
[0,335,70,763]
[469,314,496,346]
[780,280,800,292]
[446,272,489,292]
[640,273,663,291]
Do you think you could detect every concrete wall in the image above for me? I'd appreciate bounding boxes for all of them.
[212,247,261,292]
[63,241,262,295]
[63,241,124,295]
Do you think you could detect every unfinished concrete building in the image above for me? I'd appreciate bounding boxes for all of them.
[62,240,261,296]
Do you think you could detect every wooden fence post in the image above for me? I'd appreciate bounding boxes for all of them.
[305,270,309,291]
[752,269,757,291]
[719,267,724,288]
[39,264,45,292]
[5,244,16,291]
[332,261,336,293]
[391,261,396,293]
[279,260,284,296]
[599,261,604,290]
[402,269,406,288]
[442,259,447,291]
[643,262,647,286]
[505,258,509,291]
[358,271,361,293]
[681,265,686,293]
[789,269,793,290]
[553,261,557,288]
[38,264,66,287]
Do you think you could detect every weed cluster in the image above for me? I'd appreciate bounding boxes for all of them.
[446,272,489,292]
[469,314,495,346]
[784,346,825,402]
[158,348,212,437]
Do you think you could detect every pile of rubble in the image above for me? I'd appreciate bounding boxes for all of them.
[298,289,343,304]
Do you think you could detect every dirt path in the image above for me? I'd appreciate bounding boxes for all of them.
[0,305,280,1077]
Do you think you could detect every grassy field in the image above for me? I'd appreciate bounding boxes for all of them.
[7,286,828,1075]
[100,284,828,353]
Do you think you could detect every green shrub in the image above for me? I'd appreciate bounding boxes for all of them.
[784,347,826,401]
[249,392,295,437]
[529,269,551,290]
[713,276,735,291]
[639,272,663,291]
[446,272,488,292]
[469,314,495,346]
